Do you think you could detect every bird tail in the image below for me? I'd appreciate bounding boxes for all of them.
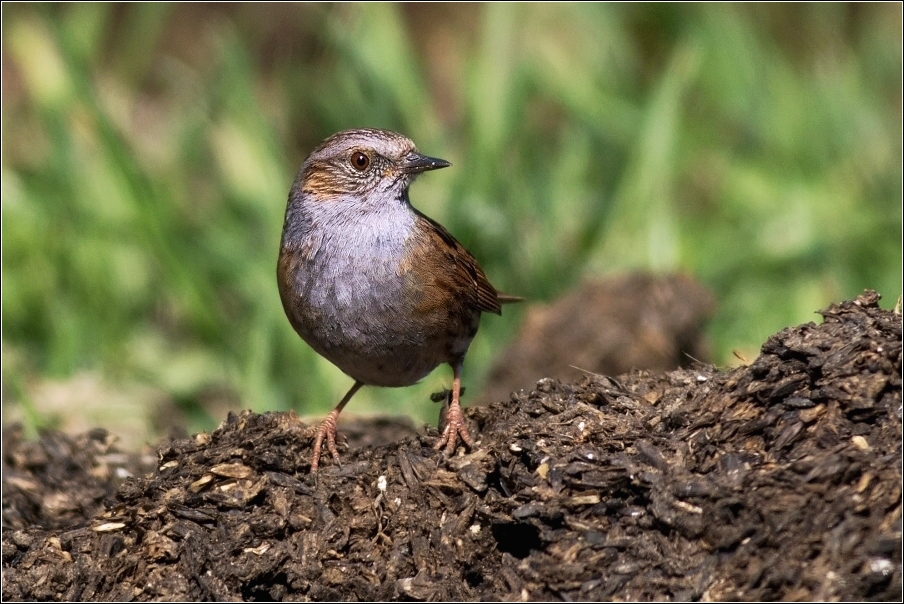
[497,293,525,305]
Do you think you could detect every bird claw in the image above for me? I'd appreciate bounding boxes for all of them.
[311,411,343,471]
[433,402,474,455]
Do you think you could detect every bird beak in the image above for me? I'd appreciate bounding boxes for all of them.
[401,151,451,174]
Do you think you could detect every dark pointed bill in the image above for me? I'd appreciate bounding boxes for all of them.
[401,152,451,174]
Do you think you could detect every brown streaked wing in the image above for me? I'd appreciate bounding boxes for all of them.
[413,211,502,315]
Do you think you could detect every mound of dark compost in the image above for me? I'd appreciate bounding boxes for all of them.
[479,273,715,405]
[2,291,901,601]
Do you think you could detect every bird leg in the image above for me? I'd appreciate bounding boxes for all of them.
[311,380,363,471]
[434,362,474,455]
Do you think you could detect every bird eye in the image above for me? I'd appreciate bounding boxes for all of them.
[350,151,371,172]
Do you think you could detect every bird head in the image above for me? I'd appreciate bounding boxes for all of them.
[295,128,450,207]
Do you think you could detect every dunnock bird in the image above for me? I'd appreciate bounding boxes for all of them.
[278,128,519,471]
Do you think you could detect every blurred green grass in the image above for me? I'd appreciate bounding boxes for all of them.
[2,4,901,441]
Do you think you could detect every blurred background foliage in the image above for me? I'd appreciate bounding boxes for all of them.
[2,3,901,445]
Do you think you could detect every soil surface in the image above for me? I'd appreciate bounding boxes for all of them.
[2,291,901,601]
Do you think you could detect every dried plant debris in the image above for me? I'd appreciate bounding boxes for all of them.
[3,290,901,601]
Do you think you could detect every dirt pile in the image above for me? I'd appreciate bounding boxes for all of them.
[2,291,901,601]
[480,273,715,405]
